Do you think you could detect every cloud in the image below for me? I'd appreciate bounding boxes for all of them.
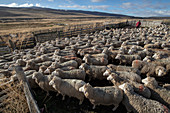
[0,3,43,7]
[127,10,170,17]
[91,0,104,2]
[35,3,41,7]
[58,5,109,11]
[121,2,170,10]
[48,0,54,2]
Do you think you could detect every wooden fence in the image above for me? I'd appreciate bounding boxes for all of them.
[0,20,163,55]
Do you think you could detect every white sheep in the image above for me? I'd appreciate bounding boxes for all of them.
[132,60,167,77]
[83,54,108,66]
[51,68,86,80]
[115,54,141,65]
[79,83,123,111]
[49,76,86,104]
[119,83,170,113]
[32,72,56,93]
[142,77,170,108]
[106,73,151,98]
[103,69,141,83]
[107,64,141,75]
[79,63,108,80]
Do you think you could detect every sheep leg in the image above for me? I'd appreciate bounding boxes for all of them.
[56,93,60,96]
[112,104,119,111]
[42,92,49,103]
[92,105,96,109]
[62,95,65,100]
[79,99,83,105]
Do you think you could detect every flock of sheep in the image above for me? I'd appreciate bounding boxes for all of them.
[0,24,170,113]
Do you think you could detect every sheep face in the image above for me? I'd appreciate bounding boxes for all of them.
[142,77,158,87]
[115,54,122,60]
[49,76,61,89]
[32,72,43,80]
[107,74,114,81]
[155,66,166,77]
[128,49,135,55]
[143,56,152,62]
[119,83,134,92]
[79,83,92,96]
[103,69,112,76]
[79,63,88,70]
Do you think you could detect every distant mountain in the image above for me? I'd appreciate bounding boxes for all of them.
[0,6,134,20]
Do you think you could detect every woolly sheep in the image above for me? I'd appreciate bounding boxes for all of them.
[103,69,141,83]
[25,60,39,71]
[51,68,86,80]
[133,60,167,77]
[79,83,123,111]
[142,77,170,108]
[115,54,141,65]
[79,63,108,80]
[119,83,170,113]
[106,73,151,98]
[83,54,108,66]
[163,84,170,90]
[107,64,141,75]
[32,72,56,93]
[49,76,86,104]
[16,59,26,67]
[152,51,169,59]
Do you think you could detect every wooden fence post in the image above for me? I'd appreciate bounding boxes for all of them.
[15,66,40,113]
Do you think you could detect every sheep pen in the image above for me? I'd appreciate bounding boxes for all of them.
[0,23,170,113]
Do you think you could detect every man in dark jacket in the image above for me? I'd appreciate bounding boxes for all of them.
[136,20,141,28]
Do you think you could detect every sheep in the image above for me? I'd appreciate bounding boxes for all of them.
[142,77,170,108]
[79,83,123,111]
[55,56,82,66]
[32,72,56,93]
[85,53,108,59]
[106,73,151,98]
[103,69,141,83]
[24,60,39,71]
[78,48,102,56]
[59,60,78,68]
[79,63,108,80]
[163,84,170,90]
[49,76,86,104]
[51,68,86,80]
[132,60,167,77]
[119,83,170,113]
[83,54,108,66]
[144,42,161,49]
[152,51,169,60]
[115,54,141,65]
[143,56,154,62]
[38,61,52,67]
[107,64,141,75]
[16,59,26,67]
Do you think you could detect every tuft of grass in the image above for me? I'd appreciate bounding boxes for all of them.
[0,81,29,113]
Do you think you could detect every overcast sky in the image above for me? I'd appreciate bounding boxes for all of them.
[0,0,170,17]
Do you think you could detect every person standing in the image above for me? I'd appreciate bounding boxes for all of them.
[136,20,141,28]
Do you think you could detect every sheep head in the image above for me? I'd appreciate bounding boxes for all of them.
[32,72,43,80]
[115,54,122,60]
[142,77,158,88]
[49,76,61,89]
[79,63,88,70]
[119,83,134,93]
[155,66,166,77]
[103,69,112,77]
[79,83,92,97]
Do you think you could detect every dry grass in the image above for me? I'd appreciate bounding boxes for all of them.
[0,81,29,113]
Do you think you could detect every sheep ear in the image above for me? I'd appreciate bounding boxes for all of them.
[87,83,90,85]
